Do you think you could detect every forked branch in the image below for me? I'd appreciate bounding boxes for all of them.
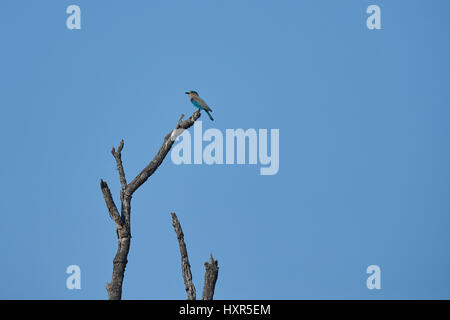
[100,110,201,300]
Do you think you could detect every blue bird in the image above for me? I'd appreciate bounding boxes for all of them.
[185,90,214,121]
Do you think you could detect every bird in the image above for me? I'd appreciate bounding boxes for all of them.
[185,90,214,121]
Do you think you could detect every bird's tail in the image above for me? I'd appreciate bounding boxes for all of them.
[205,109,214,121]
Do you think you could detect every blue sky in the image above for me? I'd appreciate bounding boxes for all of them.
[0,0,449,299]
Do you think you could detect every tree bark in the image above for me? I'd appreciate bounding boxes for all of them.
[100,110,201,300]
[171,212,196,300]
[202,254,219,300]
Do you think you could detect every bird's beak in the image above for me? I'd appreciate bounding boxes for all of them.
[185,91,190,94]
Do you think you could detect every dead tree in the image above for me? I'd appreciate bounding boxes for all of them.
[171,212,219,300]
[100,110,201,300]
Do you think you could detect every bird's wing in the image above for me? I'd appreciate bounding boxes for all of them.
[191,96,213,112]
[190,98,202,108]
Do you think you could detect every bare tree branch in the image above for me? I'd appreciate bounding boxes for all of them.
[100,110,200,300]
[111,139,127,192]
[202,254,219,300]
[171,212,196,300]
[126,109,201,195]
[100,179,122,229]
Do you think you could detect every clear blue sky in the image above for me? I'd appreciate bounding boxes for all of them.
[0,0,449,299]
